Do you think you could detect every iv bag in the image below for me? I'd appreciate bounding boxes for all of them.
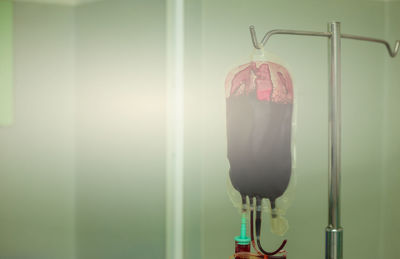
[225,53,297,236]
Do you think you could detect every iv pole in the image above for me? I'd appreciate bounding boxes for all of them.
[249,21,400,259]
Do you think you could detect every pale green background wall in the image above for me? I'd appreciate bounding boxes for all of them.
[75,1,166,259]
[0,0,13,126]
[0,0,399,259]
[0,1,167,258]
[380,2,400,258]
[0,2,76,258]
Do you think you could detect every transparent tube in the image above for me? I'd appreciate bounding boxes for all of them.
[229,251,287,259]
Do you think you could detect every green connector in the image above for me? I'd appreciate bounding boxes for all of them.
[234,213,250,245]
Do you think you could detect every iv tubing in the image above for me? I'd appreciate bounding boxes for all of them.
[255,198,287,256]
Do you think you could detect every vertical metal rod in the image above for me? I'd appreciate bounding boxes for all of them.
[326,21,343,259]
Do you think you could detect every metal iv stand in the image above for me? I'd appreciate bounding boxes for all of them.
[249,22,400,259]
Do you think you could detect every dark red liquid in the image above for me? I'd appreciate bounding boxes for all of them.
[226,94,293,202]
[235,241,250,259]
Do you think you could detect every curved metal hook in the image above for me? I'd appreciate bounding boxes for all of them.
[250,25,400,58]
[249,25,262,49]
[389,40,400,57]
[341,33,400,58]
[250,25,330,50]
[391,41,400,57]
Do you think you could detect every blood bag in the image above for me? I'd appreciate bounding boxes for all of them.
[225,50,297,236]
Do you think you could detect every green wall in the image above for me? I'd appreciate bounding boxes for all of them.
[0,0,13,126]
[75,1,166,259]
[380,2,400,258]
[0,3,76,259]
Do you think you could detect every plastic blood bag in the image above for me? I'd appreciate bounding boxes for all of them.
[226,61,294,256]
[226,61,293,208]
